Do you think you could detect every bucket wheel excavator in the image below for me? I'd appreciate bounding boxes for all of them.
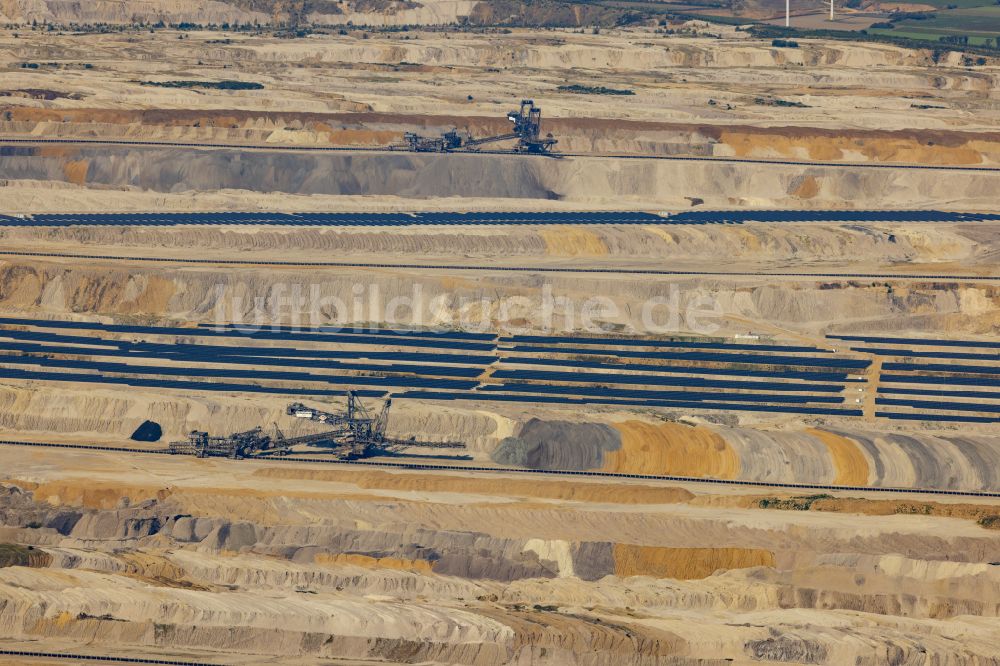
[169,392,463,459]
[395,100,557,155]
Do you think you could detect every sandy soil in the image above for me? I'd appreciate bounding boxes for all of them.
[0,214,997,664]
[1,26,1000,212]
[0,19,998,666]
[0,446,999,664]
[5,146,1000,212]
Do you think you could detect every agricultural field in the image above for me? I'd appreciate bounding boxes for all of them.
[870,5,1000,46]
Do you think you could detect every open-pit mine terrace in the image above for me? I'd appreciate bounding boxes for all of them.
[0,316,996,425]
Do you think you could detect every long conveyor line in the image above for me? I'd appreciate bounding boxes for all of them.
[1,439,998,499]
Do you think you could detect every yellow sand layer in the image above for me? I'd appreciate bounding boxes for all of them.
[791,175,820,199]
[613,544,775,579]
[253,467,694,504]
[5,479,385,518]
[604,421,738,478]
[134,275,177,314]
[314,552,435,573]
[811,497,1000,522]
[807,428,870,486]
[721,493,1000,524]
[9,480,174,510]
[63,159,89,186]
[719,130,988,166]
[539,226,609,257]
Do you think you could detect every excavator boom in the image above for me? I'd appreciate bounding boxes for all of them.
[394,99,556,155]
[171,392,464,459]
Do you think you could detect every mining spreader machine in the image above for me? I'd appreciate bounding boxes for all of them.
[168,392,463,460]
[399,99,558,155]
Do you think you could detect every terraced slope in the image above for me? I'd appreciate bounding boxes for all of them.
[0,447,999,664]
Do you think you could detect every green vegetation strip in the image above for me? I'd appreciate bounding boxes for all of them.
[980,515,1000,529]
[758,494,833,510]
[748,24,1000,57]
